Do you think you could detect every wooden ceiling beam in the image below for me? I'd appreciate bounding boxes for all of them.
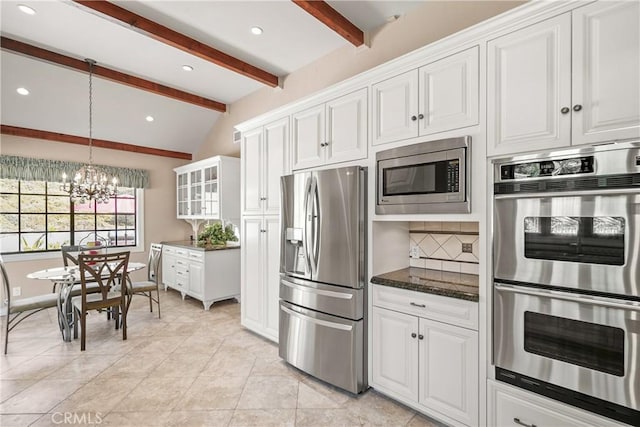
[1,125,192,161]
[1,36,226,113]
[71,0,279,87]
[292,1,364,47]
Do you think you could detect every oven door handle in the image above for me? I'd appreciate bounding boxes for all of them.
[494,187,640,199]
[494,283,640,311]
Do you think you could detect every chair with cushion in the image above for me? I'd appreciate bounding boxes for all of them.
[1,256,59,354]
[127,243,162,318]
[72,251,130,351]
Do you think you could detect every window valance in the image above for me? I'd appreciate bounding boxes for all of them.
[0,155,149,189]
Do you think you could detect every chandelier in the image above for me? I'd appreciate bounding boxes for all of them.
[61,59,118,204]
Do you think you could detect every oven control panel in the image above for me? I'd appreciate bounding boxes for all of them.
[500,156,594,180]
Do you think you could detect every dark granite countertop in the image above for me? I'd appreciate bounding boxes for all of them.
[371,267,479,302]
[162,240,240,251]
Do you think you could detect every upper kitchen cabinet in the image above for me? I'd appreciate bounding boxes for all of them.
[292,88,367,170]
[487,2,640,156]
[372,47,479,146]
[241,117,289,216]
[174,156,240,220]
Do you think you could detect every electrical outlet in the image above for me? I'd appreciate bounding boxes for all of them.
[410,247,420,259]
[462,243,473,253]
[12,287,21,297]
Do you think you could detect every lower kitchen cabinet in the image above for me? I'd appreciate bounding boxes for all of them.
[161,244,240,310]
[488,380,626,427]
[371,284,478,427]
[241,215,280,342]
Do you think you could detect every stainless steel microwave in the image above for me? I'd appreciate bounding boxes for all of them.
[376,136,471,214]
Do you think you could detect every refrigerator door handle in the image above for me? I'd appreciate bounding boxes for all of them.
[303,176,313,275]
[311,176,320,274]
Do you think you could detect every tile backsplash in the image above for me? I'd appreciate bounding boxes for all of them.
[409,221,479,275]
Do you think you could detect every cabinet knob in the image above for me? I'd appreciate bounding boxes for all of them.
[418,113,424,120]
[411,333,417,338]
[560,107,570,114]
[418,334,424,340]
[573,104,583,112]
[410,115,417,121]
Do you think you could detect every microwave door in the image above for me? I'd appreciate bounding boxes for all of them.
[312,167,364,289]
[281,172,312,279]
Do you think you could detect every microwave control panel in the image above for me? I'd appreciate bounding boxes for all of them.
[500,156,594,181]
[447,160,460,192]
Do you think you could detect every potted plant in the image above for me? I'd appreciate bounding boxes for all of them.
[197,223,237,248]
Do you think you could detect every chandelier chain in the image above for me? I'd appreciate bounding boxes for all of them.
[87,58,95,165]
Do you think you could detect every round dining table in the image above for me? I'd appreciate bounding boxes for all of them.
[27,262,146,342]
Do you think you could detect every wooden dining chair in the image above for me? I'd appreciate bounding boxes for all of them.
[1,256,59,354]
[72,251,130,351]
[127,243,163,318]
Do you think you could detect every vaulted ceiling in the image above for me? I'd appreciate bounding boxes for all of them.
[1,0,424,159]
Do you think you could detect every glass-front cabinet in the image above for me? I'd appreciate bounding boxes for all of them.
[173,156,240,221]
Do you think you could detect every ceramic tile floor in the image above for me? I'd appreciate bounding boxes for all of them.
[1,290,446,427]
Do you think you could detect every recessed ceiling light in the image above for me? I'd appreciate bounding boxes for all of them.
[251,26,263,35]
[182,65,193,72]
[16,87,30,96]
[17,4,36,15]
[145,116,154,122]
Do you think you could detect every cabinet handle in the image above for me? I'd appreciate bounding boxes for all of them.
[560,107,570,114]
[513,418,537,427]
[418,113,424,120]
[411,333,417,338]
[573,104,582,112]
[410,115,417,121]
[418,334,424,340]
[410,302,426,308]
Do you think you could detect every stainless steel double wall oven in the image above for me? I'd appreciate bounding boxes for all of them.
[493,142,640,424]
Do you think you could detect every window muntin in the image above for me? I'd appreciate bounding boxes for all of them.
[0,178,138,254]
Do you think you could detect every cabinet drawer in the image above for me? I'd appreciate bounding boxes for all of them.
[163,246,177,255]
[189,251,204,260]
[175,249,188,257]
[371,284,477,330]
[488,381,622,427]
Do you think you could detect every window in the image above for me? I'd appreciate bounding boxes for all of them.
[0,178,138,254]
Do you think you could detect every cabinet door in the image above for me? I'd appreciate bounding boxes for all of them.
[188,261,204,297]
[372,70,419,145]
[176,173,189,218]
[371,306,419,401]
[161,253,176,288]
[203,163,219,218]
[487,14,572,156]
[189,169,203,216]
[241,217,264,332]
[264,118,289,215]
[326,88,367,165]
[242,128,264,215]
[292,104,325,170]
[572,1,640,146]
[263,216,281,341]
[418,319,478,426]
[418,47,479,136]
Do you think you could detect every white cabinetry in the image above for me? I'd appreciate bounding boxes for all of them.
[161,244,240,310]
[371,284,478,426]
[487,1,639,156]
[488,380,626,427]
[372,46,479,146]
[241,216,280,342]
[241,117,289,216]
[292,88,367,170]
[174,156,240,220]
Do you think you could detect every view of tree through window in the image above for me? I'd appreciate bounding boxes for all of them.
[0,178,137,254]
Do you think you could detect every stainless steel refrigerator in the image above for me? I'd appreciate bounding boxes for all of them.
[279,166,367,394]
